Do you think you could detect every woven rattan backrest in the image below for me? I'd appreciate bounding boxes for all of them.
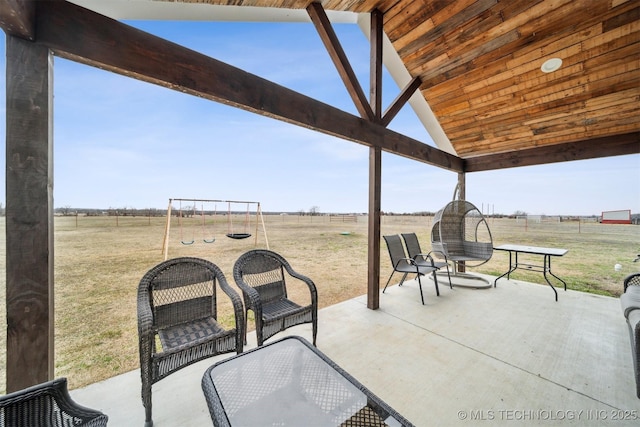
[237,252,287,304]
[149,260,216,330]
[625,273,640,291]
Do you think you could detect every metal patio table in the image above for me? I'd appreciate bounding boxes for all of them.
[493,244,568,301]
[202,336,414,426]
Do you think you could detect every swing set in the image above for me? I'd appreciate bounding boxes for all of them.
[162,198,269,260]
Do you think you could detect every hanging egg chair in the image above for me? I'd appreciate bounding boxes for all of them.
[431,200,493,268]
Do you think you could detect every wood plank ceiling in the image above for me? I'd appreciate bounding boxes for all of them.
[159,0,639,164]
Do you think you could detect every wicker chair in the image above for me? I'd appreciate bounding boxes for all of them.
[0,377,108,427]
[622,272,640,398]
[233,250,318,347]
[625,272,640,292]
[401,232,452,288]
[137,257,244,427]
[383,234,440,305]
[431,199,493,284]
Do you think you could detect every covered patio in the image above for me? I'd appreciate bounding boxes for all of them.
[2,0,639,417]
[71,275,639,425]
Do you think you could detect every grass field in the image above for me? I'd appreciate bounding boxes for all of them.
[0,214,638,393]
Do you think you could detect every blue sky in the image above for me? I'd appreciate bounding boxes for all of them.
[0,20,638,216]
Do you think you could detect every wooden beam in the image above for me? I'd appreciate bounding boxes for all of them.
[5,34,54,391]
[456,172,466,273]
[35,0,462,172]
[464,133,640,172]
[367,146,382,309]
[381,76,422,127]
[307,2,375,121]
[369,9,383,122]
[0,0,35,40]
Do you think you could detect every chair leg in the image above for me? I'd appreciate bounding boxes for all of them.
[398,272,408,286]
[432,270,440,296]
[312,312,318,346]
[445,264,453,289]
[243,309,249,346]
[142,383,153,427]
[416,274,425,305]
[383,271,396,293]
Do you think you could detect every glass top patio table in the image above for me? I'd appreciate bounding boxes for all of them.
[201,336,414,427]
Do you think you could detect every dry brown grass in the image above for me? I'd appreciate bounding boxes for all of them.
[0,214,638,393]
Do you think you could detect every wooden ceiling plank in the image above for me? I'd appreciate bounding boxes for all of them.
[307,2,375,121]
[406,0,573,72]
[412,0,606,88]
[36,0,462,172]
[384,0,450,42]
[414,29,520,82]
[460,42,640,118]
[395,0,497,61]
[584,87,640,110]
[350,0,401,14]
[602,4,640,32]
[446,62,638,126]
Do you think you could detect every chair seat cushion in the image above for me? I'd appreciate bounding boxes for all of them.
[262,298,306,321]
[159,317,224,351]
[621,286,640,319]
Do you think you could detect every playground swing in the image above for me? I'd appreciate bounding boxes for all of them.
[226,202,252,240]
[162,198,269,260]
[201,202,216,243]
[179,201,195,245]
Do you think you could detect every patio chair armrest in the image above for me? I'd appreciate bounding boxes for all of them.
[624,272,640,292]
[137,282,155,357]
[287,270,318,303]
[235,279,263,319]
[217,275,245,352]
[415,252,438,267]
[394,257,417,269]
[278,256,318,305]
[428,250,448,261]
[0,378,108,426]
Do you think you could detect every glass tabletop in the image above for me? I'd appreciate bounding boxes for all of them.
[207,337,403,426]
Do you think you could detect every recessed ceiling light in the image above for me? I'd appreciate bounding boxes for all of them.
[541,58,562,73]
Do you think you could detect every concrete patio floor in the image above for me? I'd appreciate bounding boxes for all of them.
[71,274,640,426]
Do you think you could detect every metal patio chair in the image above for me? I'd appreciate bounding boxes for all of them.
[401,232,452,289]
[0,377,108,427]
[137,257,244,427]
[383,234,440,305]
[233,249,318,347]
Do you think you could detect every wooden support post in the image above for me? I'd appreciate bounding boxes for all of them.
[367,146,382,309]
[5,35,55,391]
[369,9,383,122]
[457,172,467,274]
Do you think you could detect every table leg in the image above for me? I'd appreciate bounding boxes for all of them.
[542,255,557,301]
[542,254,566,302]
[494,251,517,287]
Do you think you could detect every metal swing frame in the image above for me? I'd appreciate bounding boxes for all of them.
[162,198,269,260]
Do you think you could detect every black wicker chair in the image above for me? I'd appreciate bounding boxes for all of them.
[137,257,244,427]
[233,250,318,347]
[0,377,108,427]
[383,234,440,305]
[621,272,640,398]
